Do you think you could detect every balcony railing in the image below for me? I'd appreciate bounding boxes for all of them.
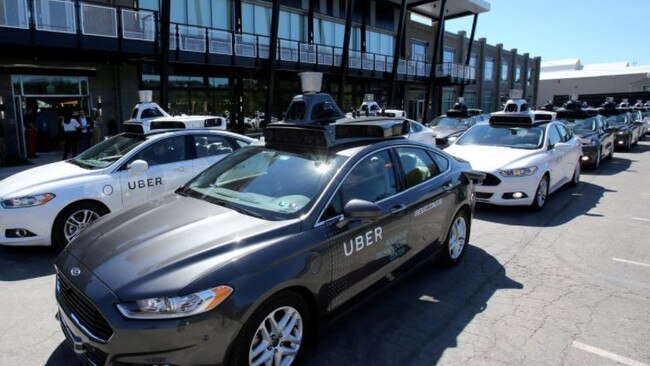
[436,62,476,82]
[0,0,434,78]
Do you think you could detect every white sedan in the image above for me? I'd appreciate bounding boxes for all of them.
[445,103,582,210]
[0,129,255,248]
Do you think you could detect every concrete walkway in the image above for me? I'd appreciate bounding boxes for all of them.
[0,152,62,181]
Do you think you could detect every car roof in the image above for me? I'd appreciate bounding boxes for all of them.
[125,128,256,142]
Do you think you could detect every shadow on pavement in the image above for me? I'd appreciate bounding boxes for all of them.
[0,245,58,281]
[582,156,634,176]
[302,245,522,365]
[475,181,616,227]
[45,342,81,366]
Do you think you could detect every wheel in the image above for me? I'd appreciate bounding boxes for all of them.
[626,138,632,150]
[439,210,470,265]
[605,146,614,160]
[530,174,549,211]
[569,162,580,187]
[230,291,310,366]
[52,202,108,249]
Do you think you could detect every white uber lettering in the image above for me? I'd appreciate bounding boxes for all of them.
[344,240,354,256]
[343,226,384,256]
[374,227,383,242]
[365,231,373,246]
[355,236,365,251]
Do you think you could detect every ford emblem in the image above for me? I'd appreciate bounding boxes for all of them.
[70,267,81,277]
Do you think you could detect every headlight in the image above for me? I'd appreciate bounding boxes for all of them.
[116,286,233,320]
[499,166,538,177]
[2,193,55,208]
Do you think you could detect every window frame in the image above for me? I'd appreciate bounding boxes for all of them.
[119,134,193,170]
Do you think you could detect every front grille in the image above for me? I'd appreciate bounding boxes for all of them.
[57,275,114,342]
[480,173,501,186]
[476,192,493,199]
[435,138,448,146]
[61,317,109,366]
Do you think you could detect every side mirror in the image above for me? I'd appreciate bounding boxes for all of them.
[128,159,149,173]
[336,199,382,228]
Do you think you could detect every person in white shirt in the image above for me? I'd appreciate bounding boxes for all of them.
[61,110,81,160]
[78,109,93,152]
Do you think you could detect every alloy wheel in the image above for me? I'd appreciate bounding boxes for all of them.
[249,306,303,366]
[448,216,467,261]
[536,177,548,208]
[63,209,100,243]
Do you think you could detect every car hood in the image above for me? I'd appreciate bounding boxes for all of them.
[0,161,95,199]
[445,145,542,172]
[573,131,597,139]
[65,194,300,300]
[431,126,466,139]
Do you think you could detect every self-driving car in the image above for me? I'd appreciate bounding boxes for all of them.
[427,101,481,148]
[54,116,483,366]
[598,101,643,150]
[629,104,648,137]
[556,101,615,169]
[445,98,582,210]
[0,129,254,248]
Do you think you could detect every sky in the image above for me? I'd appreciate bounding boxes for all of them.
[443,0,650,66]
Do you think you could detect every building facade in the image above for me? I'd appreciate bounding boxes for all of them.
[0,0,539,159]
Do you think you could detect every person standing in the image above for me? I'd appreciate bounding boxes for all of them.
[78,109,93,152]
[62,110,80,160]
[108,118,118,137]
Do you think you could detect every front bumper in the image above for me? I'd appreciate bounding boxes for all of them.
[474,171,541,206]
[55,255,242,365]
[614,134,631,147]
[580,145,598,165]
[0,206,57,246]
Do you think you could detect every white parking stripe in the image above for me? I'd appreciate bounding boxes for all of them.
[613,258,650,268]
[632,217,650,223]
[572,341,649,366]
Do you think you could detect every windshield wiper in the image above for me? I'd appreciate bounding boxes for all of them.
[66,159,92,169]
[215,200,264,219]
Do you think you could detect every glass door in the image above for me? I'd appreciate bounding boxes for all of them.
[12,96,27,158]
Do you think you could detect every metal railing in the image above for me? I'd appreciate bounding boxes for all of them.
[80,2,117,38]
[436,62,476,81]
[0,0,29,28]
[35,0,75,33]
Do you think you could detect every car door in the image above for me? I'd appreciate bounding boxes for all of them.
[191,134,244,175]
[598,116,614,156]
[555,123,579,179]
[545,124,565,189]
[118,135,193,208]
[393,147,457,262]
[321,149,411,310]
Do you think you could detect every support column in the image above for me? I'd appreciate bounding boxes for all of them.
[532,56,541,107]
[234,0,242,33]
[389,0,408,108]
[509,48,517,91]
[308,0,315,44]
[264,0,281,124]
[422,0,446,122]
[337,0,355,107]
[476,37,486,109]
[494,43,503,111]
[159,0,170,109]
[521,53,530,101]
[459,13,478,97]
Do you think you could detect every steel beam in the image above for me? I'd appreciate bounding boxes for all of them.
[422,0,446,122]
[159,0,170,109]
[389,0,408,108]
[459,13,478,97]
[264,0,281,124]
[338,0,355,107]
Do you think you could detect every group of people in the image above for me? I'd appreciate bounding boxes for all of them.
[60,109,95,160]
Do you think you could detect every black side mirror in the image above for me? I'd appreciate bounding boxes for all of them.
[336,199,382,228]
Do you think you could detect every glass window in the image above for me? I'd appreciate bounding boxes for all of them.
[193,134,238,158]
[242,3,270,36]
[556,124,571,142]
[141,108,164,119]
[279,10,303,41]
[429,151,449,172]
[501,61,509,82]
[212,0,231,30]
[547,125,561,146]
[187,0,210,26]
[139,0,159,11]
[129,136,189,167]
[411,40,427,62]
[457,125,546,150]
[485,58,494,81]
[429,116,472,128]
[515,66,522,83]
[340,150,397,203]
[558,117,597,133]
[20,76,83,95]
[442,88,456,113]
[70,135,144,170]
[482,92,493,112]
[396,148,440,188]
[365,30,393,56]
[527,68,533,85]
[469,54,477,68]
[170,0,186,23]
[443,47,455,64]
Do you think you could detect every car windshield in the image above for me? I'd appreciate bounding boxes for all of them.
[606,115,628,126]
[456,124,546,150]
[181,147,348,220]
[558,117,597,133]
[430,116,472,128]
[68,134,144,169]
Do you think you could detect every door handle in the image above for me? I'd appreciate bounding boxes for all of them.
[443,183,455,193]
[390,204,407,215]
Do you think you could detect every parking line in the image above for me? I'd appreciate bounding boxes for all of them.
[572,341,648,366]
[632,217,650,223]
[613,258,650,268]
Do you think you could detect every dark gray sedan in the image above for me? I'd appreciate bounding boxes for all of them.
[54,120,482,366]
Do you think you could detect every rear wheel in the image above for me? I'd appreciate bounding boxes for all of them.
[230,291,310,366]
[530,174,549,211]
[439,210,470,265]
[52,202,108,249]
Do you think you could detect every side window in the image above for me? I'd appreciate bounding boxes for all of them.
[428,150,449,172]
[556,124,571,142]
[193,134,237,158]
[396,147,441,188]
[322,151,397,221]
[547,125,561,147]
[129,136,188,167]
[370,104,380,112]
[204,118,224,127]
[410,122,423,133]
[141,108,163,119]
[233,139,251,148]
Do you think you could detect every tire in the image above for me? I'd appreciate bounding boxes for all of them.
[439,210,470,266]
[569,161,580,187]
[52,202,108,249]
[530,174,549,211]
[605,146,614,160]
[229,291,311,366]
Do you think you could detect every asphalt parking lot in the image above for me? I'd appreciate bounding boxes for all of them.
[1,141,649,366]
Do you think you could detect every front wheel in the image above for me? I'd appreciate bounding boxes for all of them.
[230,291,310,366]
[569,162,580,187]
[591,150,601,169]
[52,202,108,249]
[530,175,549,211]
[439,210,470,265]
